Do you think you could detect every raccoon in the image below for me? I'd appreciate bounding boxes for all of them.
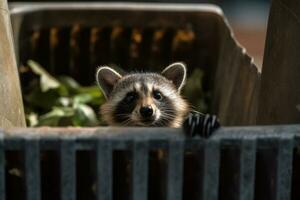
[96,62,220,137]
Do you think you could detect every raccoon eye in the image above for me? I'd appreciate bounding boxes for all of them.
[153,90,163,101]
[124,92,138,103]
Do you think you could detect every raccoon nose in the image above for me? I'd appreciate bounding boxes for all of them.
[140,106,153,118]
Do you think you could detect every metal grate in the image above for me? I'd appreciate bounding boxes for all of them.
[1,126,300,200]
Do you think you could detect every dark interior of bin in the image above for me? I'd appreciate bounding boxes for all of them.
[6,149,197,200]
[8,8,225,200]
[7,5,300,200]
[5,139,300,200]
[17,8,221,113]
[5,147,211,200]
[12,6,298,200]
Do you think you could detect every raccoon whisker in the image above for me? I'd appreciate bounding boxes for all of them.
[120,118,133,126]
[159,108,175,112]
[155,121,165,126]
[161,117,173,122]
[154,120,169,127]
[160,112,176,116]
[154,117,172,125]
[159,113,176,119]
[160,106,186,112]
[158,117,173,123]
[159,109,175,114]
[122,121,131,126]
[158,117,174,122]
[161,113,176,117]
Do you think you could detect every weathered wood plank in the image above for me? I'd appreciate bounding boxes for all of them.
[258,0,300,124]
[212,16,260,126]
[0,0,25,128]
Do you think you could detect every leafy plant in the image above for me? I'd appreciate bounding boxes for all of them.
[183,68,209,113]
[23,60,105,127]
[21,60,209,127]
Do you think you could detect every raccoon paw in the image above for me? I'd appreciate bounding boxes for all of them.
[183,111,220,138]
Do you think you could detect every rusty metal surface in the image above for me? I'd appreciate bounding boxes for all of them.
[9,2,260,126]
[0,0,25,128]
[257,0,300,125]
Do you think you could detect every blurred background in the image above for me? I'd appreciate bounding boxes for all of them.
[220,0,270,68]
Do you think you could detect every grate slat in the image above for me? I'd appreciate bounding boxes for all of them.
[1,127,299,200]
[239,139,256,200]
[276,137,294,200]
[60,138,76,200]
[25,138,41,200]
[96,139,113,200]
[166,139,184,200]
[132,140,149,200]
[0,131,5,200]
[202,139,220,200]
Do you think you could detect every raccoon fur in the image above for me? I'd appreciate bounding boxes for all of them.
[96,62,220,137]
[96,62,190,127]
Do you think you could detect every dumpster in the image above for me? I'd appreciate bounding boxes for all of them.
[0,1,298,200]
[10,2,260,126]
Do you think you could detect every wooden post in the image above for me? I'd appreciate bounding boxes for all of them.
[0,0,25,128]
[257,0,300,124]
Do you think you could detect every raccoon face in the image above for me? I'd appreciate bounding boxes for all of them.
[96,62,190,127]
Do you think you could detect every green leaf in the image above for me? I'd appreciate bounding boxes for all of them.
[77,86,104,106]
[73,104,99,126]
[59,76,80,91]
[37,115,61,126]
[183,68,208,113]
[37,107,75,126]
[78,86,102,96]
[56,97,72,107]
[73,94,93,105]
[26,112,38,127]
[27,60,60,92]
[23,60,106,127]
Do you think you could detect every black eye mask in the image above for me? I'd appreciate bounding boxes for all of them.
[113,93,138,124]
[124,91,138,104]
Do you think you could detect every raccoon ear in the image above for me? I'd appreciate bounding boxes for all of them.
[161,62,187,91]
[96,66,122,99]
